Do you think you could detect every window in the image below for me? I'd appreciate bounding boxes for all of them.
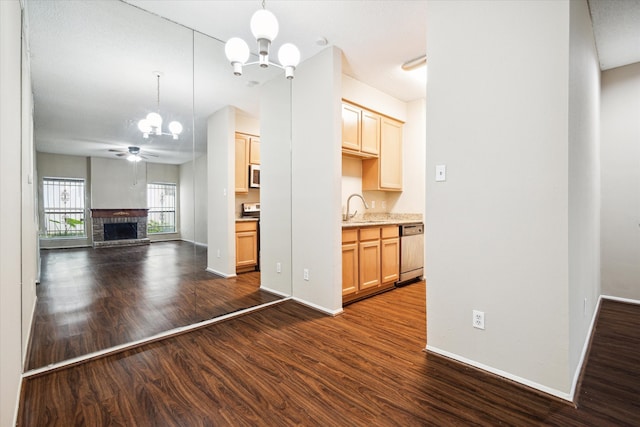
[42,178,86,238]
[147,183,176,234]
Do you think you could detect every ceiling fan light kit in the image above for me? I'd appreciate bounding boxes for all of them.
[225,1,300,79]
[137,72,183,140]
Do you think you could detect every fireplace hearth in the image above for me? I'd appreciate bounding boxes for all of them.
[91,209,150,248]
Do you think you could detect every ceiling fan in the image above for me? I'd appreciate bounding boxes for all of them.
[109,146,157,162]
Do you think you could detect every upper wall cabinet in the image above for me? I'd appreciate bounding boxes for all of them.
[235,132,260,193]
[249,137,260,165]
[342,102,379,158]
[362,117,403,191]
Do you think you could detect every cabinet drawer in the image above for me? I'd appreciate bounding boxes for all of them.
[359,227,380,241]
[381,225,399,239]
[342,228,358,244]
[236,221,257,232]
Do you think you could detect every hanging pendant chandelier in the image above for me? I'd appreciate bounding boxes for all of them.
[224,0,300,79]
[137,72,183,140]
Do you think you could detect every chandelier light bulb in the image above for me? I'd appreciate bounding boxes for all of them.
[127,154,141,162]
[225,37,250,64]
[138,119,151,138]
[169,121,183,139]
[278,43,300,67]
[146,112,162,128]
[250,9,279,42]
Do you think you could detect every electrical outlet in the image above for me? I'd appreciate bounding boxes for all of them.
[371,200,376,209]
[381,200,386,209]
[276,262,281,273]
[473,310,485,330]
[303,268,309,281]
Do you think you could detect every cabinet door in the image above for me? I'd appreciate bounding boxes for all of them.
[236,230,258,268]
[235,134,249,193]
[342,242,358,296]
[379,117,403,190]
[360,110,380,156]
[342,103,361,151]
[249,137,260,165]
[381,237,399,284]
[359,240,381,290]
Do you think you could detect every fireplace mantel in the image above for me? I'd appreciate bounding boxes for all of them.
[91,209,148,219]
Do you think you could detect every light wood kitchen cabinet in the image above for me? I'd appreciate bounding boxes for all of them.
[235,132,260,193]
[235,134,249,193]
[380,226,400,284]
[236,221,258,273]
[362,116,403,191]
[342,101,380,157]
[359,227,381,290]
[343,225,399,304]
[342,103,361,152]
[342,229,359,296]
[249,137,260,165]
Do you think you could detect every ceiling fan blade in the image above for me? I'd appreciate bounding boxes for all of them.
[108,149,125,153]
[115,153,127,157]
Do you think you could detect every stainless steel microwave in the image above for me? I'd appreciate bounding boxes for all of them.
[249,164,260,188]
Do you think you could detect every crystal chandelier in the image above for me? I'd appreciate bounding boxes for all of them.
[137,72,183,140]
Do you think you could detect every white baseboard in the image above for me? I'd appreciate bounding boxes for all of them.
[22,293,37,368]
[205,267,235,278]
[292,297,343,316]
[260,286,291,298]
[601,294,640,305]
[180,238,208,248]
[568,295,602,401]
[425,345,572,401]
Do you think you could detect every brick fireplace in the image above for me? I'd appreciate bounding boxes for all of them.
[91,209,150,248]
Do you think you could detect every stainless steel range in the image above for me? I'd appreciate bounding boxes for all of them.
[398,222,424,285]
[241,202,260,218]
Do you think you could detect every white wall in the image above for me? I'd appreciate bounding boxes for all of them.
[207,106,236,277]
[21,21,39,364]
[180,154,208,246]
[1,1,24,424]
[260,75,293,296]
[425,0,576,397]
[291,46,343,313]
[601,62,640,300]
[567,0,601,383]
[90,157,146,208]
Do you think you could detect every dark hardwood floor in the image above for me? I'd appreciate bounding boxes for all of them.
[20,280,640,426]
[28,241,280,370]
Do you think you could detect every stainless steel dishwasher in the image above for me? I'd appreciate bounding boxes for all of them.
[398,223,424,285]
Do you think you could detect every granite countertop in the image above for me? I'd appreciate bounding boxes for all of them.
[341,213,423,228]
[236,217,259,222]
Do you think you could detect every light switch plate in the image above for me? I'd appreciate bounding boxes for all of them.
[436,164,446,182]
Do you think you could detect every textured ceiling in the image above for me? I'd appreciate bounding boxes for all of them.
[588,0,640,70]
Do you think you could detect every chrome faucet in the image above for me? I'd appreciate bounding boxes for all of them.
[343,193,369,221]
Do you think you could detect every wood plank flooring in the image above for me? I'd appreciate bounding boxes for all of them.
[20,281,640,425]
[28,242,280,370]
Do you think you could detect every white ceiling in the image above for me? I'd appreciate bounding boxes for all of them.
[588,0,640,70]
[26,1,640,164]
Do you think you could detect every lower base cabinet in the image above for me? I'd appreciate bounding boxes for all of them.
[343,225,399,304]
[236,221,258,273]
